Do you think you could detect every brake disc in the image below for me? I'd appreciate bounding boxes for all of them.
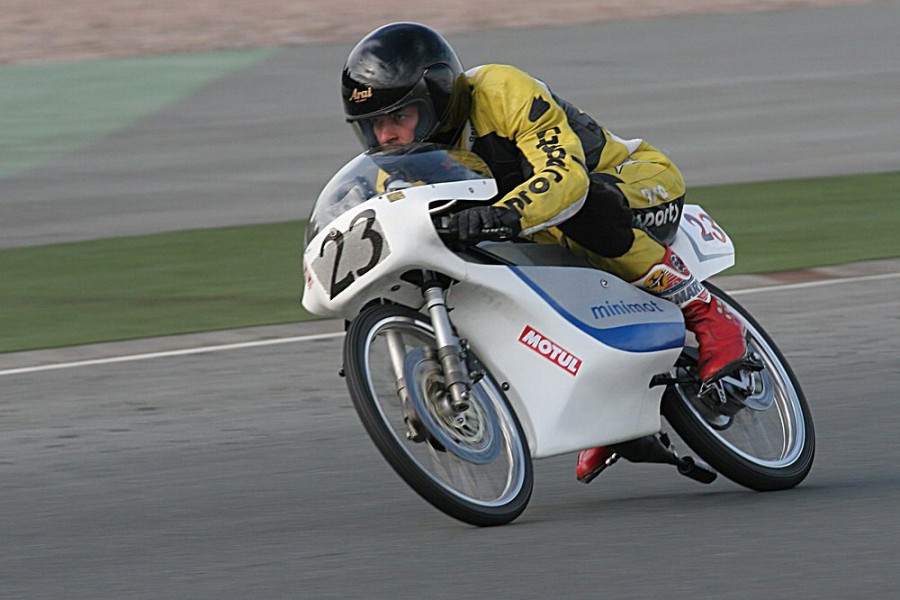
[403,347,501,464]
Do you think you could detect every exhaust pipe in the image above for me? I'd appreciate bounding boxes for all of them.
[610,433,717,485]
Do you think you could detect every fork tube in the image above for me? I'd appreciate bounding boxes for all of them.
[384,330,408,382]
[384,329,410,408]
[421,275,470,412]
[385,329,425,441]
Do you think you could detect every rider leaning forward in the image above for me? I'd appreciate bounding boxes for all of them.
[340,22,749,483]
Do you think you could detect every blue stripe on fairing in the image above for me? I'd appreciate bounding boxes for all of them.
[509,266,685,353]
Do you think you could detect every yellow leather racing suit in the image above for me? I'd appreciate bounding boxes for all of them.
[456,64,686,282]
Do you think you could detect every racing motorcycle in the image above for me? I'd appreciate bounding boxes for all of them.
[301,144,815,527]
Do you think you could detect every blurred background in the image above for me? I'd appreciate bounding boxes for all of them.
[2,0,897,351]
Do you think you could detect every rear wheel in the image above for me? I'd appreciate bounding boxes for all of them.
[344,304,533,526]
[662,284,815,491]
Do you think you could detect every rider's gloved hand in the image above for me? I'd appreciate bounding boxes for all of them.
[449,206,522,243]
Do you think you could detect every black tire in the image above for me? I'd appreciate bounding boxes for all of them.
[343,304,533,526]
[662,283,815,491]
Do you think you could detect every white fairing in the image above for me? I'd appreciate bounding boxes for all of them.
[449,266,684,457]
[670,204,735,280]
[302,146,736,459]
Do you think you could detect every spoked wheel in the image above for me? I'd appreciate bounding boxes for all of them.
[662,283,815,491]
[343,304,533,526]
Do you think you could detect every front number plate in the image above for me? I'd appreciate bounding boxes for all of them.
[310,209,390,300]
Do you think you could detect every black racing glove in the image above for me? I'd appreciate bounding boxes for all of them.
[448,206,522,244]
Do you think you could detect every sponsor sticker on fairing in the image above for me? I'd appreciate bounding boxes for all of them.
[518,326,582,376]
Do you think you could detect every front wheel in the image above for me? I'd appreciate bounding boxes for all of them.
[662,284,815,491]
[344,304,533,526]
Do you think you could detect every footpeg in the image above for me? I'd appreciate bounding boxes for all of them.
[699,351,772,413]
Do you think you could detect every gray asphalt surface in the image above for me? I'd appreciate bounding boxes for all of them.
[3,273,899,599]
[3,3,900,599]
[2,2,899,248]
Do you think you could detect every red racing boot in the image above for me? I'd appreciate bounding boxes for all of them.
[681,293,748,383]
[632,247,747,383]
[576,446,618,484]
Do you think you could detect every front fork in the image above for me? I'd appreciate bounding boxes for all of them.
[421,276,471,413]
[383,272,472,442]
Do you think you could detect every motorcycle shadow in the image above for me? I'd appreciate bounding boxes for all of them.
[521,459,822,526]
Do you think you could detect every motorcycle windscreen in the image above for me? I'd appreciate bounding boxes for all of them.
[304,143,493,246]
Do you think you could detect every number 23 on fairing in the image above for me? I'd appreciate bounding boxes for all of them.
[311,209,389,300]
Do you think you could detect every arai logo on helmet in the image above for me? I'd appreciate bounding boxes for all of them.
[349,87,373,103]
[518,326,581,376]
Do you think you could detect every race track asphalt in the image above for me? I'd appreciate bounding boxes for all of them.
[2,268,900,599]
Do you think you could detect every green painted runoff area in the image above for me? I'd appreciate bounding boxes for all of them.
[0,49,277,179]
[1,171,899,353]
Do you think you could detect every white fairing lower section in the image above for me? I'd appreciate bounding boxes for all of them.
[448,265,683,458]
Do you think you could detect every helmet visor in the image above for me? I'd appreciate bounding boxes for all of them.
[348,99,438,149]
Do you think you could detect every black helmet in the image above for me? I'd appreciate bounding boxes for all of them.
[341,22,470,148]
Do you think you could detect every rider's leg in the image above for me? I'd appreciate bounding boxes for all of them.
[558,181,748,383]
[626,242,748,382]
[555,148,747,381]
[545,153,746,482]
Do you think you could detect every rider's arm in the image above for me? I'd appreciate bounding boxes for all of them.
[468,65,591,237]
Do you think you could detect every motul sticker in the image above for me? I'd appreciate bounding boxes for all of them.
[518,326,581,376]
